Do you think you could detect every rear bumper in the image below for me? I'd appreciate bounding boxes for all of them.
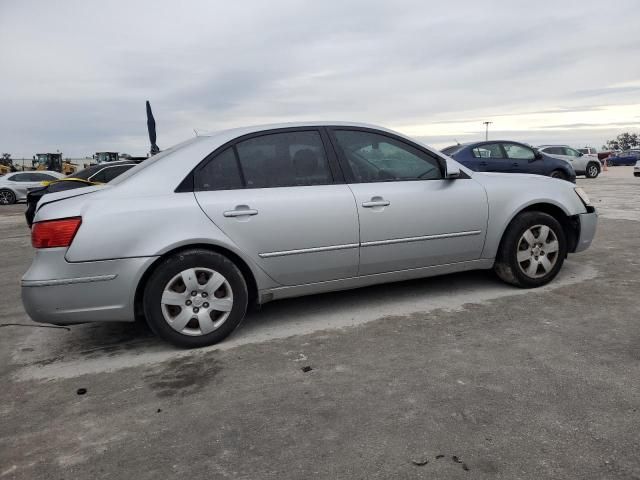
[574,209,597,253]
[21,248,157,325]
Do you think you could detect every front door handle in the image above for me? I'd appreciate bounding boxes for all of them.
[512,162,519,167]
[362,198,390,208]
[479,161,488,166]
[223,206,258,217]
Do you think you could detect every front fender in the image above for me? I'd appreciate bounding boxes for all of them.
[475,173,586,259]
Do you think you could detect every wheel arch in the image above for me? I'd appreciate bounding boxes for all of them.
[0,187,17,203]
[133,243,260,321]
[495,202,579,258]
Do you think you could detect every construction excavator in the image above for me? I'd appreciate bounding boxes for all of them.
[32,153,76,175]
[94,151,120,164]
[0,153,17,175]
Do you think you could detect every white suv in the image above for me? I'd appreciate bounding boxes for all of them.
[537,145,601,178]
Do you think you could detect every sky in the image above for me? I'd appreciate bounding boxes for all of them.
[1,0,639,158]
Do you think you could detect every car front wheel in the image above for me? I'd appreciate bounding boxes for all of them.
[143,249,248,348]
[585,163,600,178]
[494,211,567,288]
[0,189,16,205]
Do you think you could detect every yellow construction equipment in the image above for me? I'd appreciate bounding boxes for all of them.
[32,153,76,175]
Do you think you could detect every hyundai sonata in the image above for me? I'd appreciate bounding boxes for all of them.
[22,122,597,347]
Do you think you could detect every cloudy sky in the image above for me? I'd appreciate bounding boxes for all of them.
[1,0,639,158]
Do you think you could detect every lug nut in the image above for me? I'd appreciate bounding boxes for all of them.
[191,291,197,296]
[185,300,192,306]
[203,302,209,308]
[201,292,208,298]
[193,307,199,313]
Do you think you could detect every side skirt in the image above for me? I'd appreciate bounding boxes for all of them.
[258,258,495,303]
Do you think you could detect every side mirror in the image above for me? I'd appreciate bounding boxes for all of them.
[578,152,583,157]
[446,162,461,179]
[531,150,543,161]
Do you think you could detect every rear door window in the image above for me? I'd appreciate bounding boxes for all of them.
[9,173,33,182]
[31,173,57,181]
[472,144,504,159]
[195,148,244,191]
[236,130,332,188]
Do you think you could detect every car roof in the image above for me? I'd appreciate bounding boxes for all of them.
[195,121,398,139]
[456,140,532,148]
[105,121,475,197]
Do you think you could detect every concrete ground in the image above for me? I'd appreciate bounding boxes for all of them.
[1,167,639,479]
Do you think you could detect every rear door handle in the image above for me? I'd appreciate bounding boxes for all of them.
[512,162,519,167]
[223,206,258,217]
[479,161,488,166]
[362,199,390,208]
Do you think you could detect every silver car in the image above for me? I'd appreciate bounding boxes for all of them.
[22,122,598,347]
[0,171,64,204]
[537,145,601,178]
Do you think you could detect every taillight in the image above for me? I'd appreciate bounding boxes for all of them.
[32,217,82,249]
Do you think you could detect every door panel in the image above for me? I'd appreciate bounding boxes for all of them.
[196,186,359,286]
[502,143,536,173]
[329,128,489,276]
[350,179,488,275]
[473,144,510,173]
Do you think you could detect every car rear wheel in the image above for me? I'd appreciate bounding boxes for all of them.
[494,211,567,288]
[0,189,16,205]
[550,170,568,181]
[585,163,600,178]
[143,249,248,348]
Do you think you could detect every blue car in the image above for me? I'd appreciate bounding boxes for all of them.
[442,141,576,183]
[606,150,640,166]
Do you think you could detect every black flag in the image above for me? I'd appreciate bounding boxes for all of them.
[146,100,160,155]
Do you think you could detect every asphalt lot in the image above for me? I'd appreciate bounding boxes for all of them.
[1,167,639,479]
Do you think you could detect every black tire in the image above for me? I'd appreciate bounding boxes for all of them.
[0,189,16,205]
[494,211,567,288]
[143,249,248,348]
[585,162,600,178]
[549,170,568,181]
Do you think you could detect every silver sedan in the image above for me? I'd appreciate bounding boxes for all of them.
[0,171,64,204]
[22,122,597,347]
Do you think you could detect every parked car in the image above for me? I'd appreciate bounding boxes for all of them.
[578,146,598,157]
[634,160,640,177]
[22,122,597,348]
[0,171,64,205]
[606,150,640,166]
[442,141,576,182]
[537,145,601,178]
[24,160,141,227]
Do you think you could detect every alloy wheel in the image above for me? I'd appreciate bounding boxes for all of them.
[587,165,598,177]
[516,224,560,279]
[0,190,15,205]
[160,267,234,336]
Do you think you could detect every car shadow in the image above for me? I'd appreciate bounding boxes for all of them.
[17,269,502,367]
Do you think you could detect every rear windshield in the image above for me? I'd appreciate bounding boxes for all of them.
[108,137,201,186]
[71,164,104,180]
[441,145,463,155]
